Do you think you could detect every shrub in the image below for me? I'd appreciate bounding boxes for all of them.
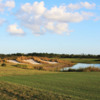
[68,68,76,72]
[1,63,6,67]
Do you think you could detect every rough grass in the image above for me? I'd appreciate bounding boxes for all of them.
[0,81,72,100]
[0,64,52,76]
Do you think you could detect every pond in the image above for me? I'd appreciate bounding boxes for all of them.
[61,63,100,71]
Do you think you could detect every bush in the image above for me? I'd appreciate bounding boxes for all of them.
[1,63,6,67]
[68,68,76,72]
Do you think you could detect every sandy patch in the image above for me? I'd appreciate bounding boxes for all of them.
[23,59,40,64]
[7,60,21,64]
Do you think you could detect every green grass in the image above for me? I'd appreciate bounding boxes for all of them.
[60,58,100,64]
[0,81,71,100]
[0,66,100,100]
[0,64,100,100]
[0,64,53,76]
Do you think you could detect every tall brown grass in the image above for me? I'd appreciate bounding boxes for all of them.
[65,67,100,72]
[32,56,49,64]
[0,81,70,100]
[84,67,100,72]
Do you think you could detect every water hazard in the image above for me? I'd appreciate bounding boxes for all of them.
[62,63,100,71]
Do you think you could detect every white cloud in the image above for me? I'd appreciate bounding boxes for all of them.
[5,0,15,9]
[7,24,24,35]
[15,1,95,36]
[45,22,69,34]
[44,7,84,23]
[67,2,96,10]
[81,11,94,19]
[0,3,4,12]
[45,22,54,31]
[81,2,96,9]
[21,1,45,15]
[16,1,47,35]
[0,0,15,13]
[67,3,81,10]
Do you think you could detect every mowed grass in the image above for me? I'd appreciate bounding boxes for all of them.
[0,66,100,100]
[0,82,71,100]
[0,64,53,76]
[60,58,100,64]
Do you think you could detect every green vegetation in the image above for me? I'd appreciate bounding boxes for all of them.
[0,64,51,76]
[0,65,100,100]
[0,56,100,100]
[0,82,70,100]
[13,63,71,72]
[0,52,100,59]
[61,58,100,64]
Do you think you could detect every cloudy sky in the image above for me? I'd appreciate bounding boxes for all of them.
[0,0,100,54]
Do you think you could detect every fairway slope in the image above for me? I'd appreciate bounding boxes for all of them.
[0,71,100,100]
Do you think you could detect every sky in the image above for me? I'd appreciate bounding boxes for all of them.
[0,0,100,54]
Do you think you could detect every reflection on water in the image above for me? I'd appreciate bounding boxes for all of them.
[62,63,100,71]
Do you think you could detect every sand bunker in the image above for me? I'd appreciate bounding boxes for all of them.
[7,59,57,65]
[7,60,21,64]
[23,59,40,64]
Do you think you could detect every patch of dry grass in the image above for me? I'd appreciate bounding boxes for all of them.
[0,81,71,100]
[0,64,52,76]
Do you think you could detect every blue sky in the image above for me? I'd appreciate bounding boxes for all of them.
[0,0,100,54]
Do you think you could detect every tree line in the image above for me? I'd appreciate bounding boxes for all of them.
[0,52,100,59]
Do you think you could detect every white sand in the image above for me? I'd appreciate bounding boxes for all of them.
[7,59,57,65]
[7,60,21,64]
[23,59,40,64]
